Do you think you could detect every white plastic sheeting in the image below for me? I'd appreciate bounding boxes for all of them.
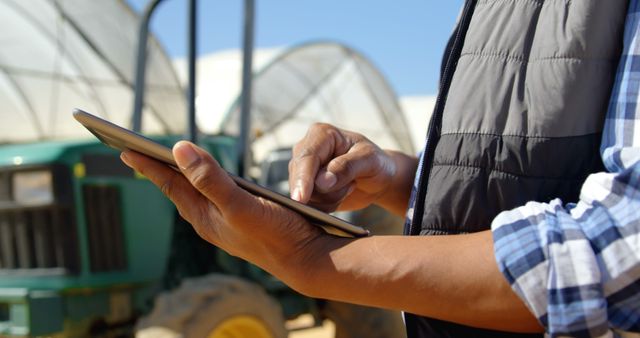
[0,0,185,143]
[173,48,283,136]
[233,42,415,162]
[180,42,415,164]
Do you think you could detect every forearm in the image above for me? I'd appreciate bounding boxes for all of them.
[374,151,418,216]
[124,140,541,332]
[292,231,542,333]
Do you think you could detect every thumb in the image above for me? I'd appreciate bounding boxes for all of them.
[315,145,391,193]
[173,141,250,214]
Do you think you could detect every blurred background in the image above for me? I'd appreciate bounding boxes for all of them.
[0,1,462,337]
[125,0,464,149]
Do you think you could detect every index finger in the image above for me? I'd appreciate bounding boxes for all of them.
[288,124,349,203]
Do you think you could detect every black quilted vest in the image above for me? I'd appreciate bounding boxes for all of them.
[404,0,628,337]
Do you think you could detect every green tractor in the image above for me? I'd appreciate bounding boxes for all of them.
[0,0,409,337]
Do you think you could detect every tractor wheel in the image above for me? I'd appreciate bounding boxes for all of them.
[321,301,406,338]
[135,274,287,338]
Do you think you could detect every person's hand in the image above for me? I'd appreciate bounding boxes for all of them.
[120,141,331,286]
[289,123,400,213]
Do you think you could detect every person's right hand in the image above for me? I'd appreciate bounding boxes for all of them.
[289,123,403,213]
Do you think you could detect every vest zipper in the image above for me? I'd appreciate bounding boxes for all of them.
[407,0,477,236]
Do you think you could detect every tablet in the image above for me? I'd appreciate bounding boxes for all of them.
[72,108,369,238]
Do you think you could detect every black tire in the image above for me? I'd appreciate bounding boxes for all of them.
[136,274,287,338]
[321,301,406,338]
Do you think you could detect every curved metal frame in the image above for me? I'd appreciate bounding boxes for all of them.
[132,0,192,135]
[131,0,255,177]
[221,40,414,154]
[132,0,167,133]
[238,0,255,178]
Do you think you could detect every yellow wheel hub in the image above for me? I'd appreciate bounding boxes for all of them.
[208,315,275,338]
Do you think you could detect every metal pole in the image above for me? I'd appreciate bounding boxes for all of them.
[132,0,165,132]
[238,0,255,178]
[187,0,198,143]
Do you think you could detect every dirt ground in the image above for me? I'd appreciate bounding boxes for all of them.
[288,321,334,338]
[287,315,335,338]
[137,315,335,338]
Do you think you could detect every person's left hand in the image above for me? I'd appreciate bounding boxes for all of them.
[120,140,332,286]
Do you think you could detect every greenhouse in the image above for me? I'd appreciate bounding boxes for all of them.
[0,1,414,162]
[0,0,185,143]
[184,41,416,164]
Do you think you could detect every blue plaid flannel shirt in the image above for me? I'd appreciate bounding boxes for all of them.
[490,1,640,336]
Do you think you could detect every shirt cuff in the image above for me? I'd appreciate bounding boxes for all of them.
[491,200,557,327]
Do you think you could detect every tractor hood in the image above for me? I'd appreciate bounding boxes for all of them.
[0,140,99,168]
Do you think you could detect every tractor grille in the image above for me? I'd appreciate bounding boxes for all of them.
[0,167,79,274]
[0,207,79,273]
[0,171,10,202]
[83,185,127,272]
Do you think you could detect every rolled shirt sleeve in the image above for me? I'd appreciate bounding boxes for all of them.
[492,168,640,336]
